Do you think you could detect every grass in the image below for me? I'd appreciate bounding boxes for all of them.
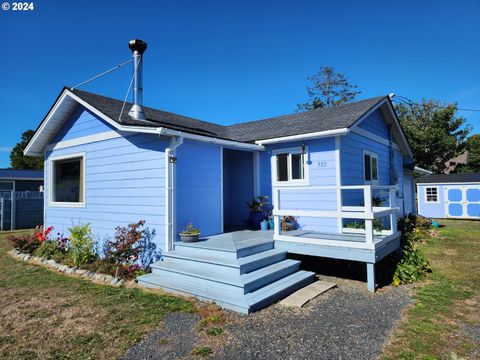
[193,346,213,356]
[0,230,194,359]
[383,220,480,359]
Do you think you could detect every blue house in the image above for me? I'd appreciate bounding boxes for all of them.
[417,173,480,219]
[24,40,415,313]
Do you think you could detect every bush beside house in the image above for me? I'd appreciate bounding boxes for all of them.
[7,220,161,281]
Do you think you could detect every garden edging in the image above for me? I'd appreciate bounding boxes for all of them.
[8,249,127,287]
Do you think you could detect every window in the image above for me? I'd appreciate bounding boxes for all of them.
[273,147,308,185]
[363,151,378,183]
[50,153,85,206]
[425,187,438,203]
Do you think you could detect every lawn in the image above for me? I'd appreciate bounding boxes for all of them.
[0,230,194,359]
[383,219,480,360]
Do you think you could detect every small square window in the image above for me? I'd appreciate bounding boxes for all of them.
[273,148,307,185]
[425,187,438,202]
[51,155,84,204]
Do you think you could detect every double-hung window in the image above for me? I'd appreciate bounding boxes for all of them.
[425,187,438,203]
[49,153,85,207]
[273,147,308,186]
[363,150,378,183]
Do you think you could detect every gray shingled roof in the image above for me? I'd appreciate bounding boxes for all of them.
[71,88,387,143]
[416,173,480,184]
[0,169,43,179]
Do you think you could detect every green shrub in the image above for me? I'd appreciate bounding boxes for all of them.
[392,217,432,286]
[68,224,96,267]
[35,240,67,261]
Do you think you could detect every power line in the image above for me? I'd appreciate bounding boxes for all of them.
[392,95,480,112]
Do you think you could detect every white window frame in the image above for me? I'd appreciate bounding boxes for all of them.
[425,186,439,203]
[48,152,86,208]
[363,150,379,184]
[271,146,309,187]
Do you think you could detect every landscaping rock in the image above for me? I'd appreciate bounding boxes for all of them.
[76,269,87,275]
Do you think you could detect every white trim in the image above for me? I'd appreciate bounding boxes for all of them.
[271,146,309,187]
[384,100,414,158]
[424,186,439,203]
[351,127,400,150]
[253,151,260,197]
[362,150,379,184]
[335,136,342,232]
[414,166,432,175]
[46,130,124,152]
[416,184,421,214]
[165,137,184,252]
[255,128,349,145]
[220,146,224,233]
[48,152,86,208]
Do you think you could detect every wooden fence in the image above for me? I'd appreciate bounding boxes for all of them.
[0,191,43,230]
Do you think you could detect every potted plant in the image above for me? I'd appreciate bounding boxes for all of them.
[260,219,269,231]
[179,223,201,242]
[247,196,269,229]
[282,216,296,231]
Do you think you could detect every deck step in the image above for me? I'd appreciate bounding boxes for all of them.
[137,269,315,314]
[151,258,300,294]
[174,239,274,259]
[246,271,316,312]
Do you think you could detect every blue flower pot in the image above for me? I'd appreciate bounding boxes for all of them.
[260,221,269,231]
[268,220,274,230]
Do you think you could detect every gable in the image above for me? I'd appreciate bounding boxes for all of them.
[358,109,389,139]
[51,105,115,144]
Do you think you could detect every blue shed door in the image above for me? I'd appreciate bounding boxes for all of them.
[445,185,480,219]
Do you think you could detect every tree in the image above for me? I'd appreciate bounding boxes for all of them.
[10,130,44,170]
[297,66,361,111]
[395,100,471,174]
[455,134,480,173]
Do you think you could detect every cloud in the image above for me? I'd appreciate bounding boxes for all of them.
[0,147,12,153]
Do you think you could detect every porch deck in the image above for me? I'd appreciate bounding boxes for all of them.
[177,229,274,252]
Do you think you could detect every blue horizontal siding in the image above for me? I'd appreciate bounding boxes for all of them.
[259,137,339,234]
[418,184,446,218]
[52,106,115,143]
[358,109,389,139]
[45,128,168,252]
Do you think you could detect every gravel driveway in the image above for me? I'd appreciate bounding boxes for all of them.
[124,281,410,360]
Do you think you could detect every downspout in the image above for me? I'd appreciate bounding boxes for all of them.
[164,133,184,252]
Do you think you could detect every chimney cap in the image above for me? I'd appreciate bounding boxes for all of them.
[128,39,147,54]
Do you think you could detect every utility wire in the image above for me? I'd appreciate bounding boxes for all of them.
[118,57,140,122]
[70,59,133,90]
[392,95,480,112]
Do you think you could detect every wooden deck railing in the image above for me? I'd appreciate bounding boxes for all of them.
[272,184,399,250]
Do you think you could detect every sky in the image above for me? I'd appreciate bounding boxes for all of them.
[0,0,479,168]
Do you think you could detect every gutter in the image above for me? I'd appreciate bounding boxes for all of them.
[254,128,350,145]
[164,135,184,253]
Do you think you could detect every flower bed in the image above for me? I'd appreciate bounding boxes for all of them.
[6,220,162,282]
[8,249,126,287]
